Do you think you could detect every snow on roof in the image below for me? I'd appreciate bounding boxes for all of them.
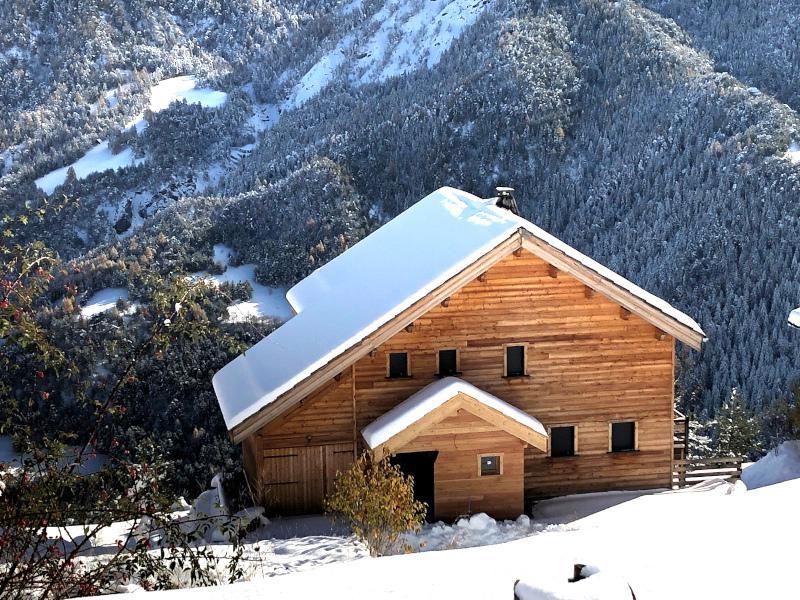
[214,187,521,430]
[361,377,546,449]
[789,307,800,328]
[213,186,705,433]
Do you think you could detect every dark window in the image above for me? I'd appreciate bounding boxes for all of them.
[479,455,501,476]
[506,345,525,377]
[438,349,458,375]
[388,352,409,378]
[550,426,575,457]
[611,421,636,452]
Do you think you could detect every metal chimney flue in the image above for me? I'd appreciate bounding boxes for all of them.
[495,186,519,215]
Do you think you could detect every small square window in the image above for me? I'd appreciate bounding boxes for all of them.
[388,352,409,378]
[550,426,575,457]
[505,345,525,377]
[479,455,501,476]
[611,421,636,452]
[438,349,458,376]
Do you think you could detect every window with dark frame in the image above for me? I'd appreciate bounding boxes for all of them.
[479,455,501,476]
[388,352,409,378]
[611,421,636,452]
[550,426,575,457]
[438,349,458,376]
[505,345,525,377]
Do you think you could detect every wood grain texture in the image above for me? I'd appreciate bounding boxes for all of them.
[397,409,526,520]
[246,249,676,515]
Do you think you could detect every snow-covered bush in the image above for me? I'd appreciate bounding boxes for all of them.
[324,452,426,557]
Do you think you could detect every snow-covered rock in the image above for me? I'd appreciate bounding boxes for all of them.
[515,565,633,600]
[742,440,800,489]
[186,474,230,542]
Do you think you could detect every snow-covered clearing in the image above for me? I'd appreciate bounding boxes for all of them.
[192,245,293,322]
[107,475,800,599]
[785,141,800,164]
[35,76,227,195]
[283,0,490,108]
[0,436,106,476]
[80,287,136,318]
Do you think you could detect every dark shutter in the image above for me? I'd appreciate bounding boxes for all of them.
[550,426,575,457]
[611,421,636,452]
[388,352,409,378]
[506,345,525,377]
[438,349,457,375]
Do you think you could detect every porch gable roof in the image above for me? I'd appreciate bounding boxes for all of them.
[362,377,548,458]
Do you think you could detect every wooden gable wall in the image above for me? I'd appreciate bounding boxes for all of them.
[249,249,675,509]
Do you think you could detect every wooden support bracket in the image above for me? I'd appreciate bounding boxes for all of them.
[441,297,451,308]
[477,272,487,283]
[405,323,415,333]
[620,307,631,320]
[547,264,559,278]
[513,248,523,257]
[655,328,668,341]
[584,286,595,299]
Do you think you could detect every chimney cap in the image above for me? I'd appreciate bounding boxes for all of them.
[494,186,519,215]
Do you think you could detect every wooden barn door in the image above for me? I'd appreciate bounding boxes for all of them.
[260,443,353,514]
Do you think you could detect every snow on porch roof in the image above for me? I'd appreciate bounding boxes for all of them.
[213,186,705,434]
[361,377,547,450]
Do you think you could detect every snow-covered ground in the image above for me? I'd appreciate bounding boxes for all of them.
[105,475,800,599]
[741,440,800,489]
[0,436,106,475]
[35,76,227,194]
[786,141,800,165]
[80,287,135,318]
[283,0,491,109]
[192,245,293,322]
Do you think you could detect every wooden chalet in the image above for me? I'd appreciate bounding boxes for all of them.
[212,187,706,520]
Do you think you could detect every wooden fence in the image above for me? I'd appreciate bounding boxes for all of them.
[672,457,743,488]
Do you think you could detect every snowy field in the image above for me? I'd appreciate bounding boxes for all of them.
[191,244,293,322]
[96,443,800,600]
[36,76,227,195]
[786,141,800,165]
[80,287,135,318]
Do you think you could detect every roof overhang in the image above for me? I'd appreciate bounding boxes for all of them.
[519,231,705,351]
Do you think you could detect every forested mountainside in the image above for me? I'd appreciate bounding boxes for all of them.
[2,0,800,497]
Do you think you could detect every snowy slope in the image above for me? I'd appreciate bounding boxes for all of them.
[35,76,227,195]
[106,479,800,599]
[283,0,491,109]
[192,245,293,322]
[742,440,800,489]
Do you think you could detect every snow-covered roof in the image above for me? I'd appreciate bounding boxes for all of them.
[361,377,547,450]
[213,186,705,436]
[789,307,800,328]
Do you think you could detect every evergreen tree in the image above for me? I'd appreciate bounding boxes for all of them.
[715,388,763,459]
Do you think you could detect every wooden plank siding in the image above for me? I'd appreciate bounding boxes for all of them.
[247,249,675,514]
[397,409,526,520]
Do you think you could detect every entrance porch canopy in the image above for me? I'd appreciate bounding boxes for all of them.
[362,377,548,459]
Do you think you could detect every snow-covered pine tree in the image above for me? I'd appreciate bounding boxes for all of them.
[715,388,764,459]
